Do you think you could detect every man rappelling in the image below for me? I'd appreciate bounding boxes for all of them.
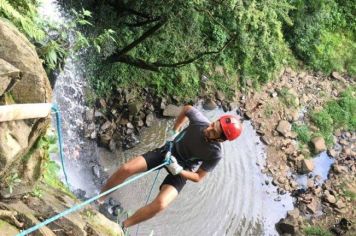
[98,105,242,231]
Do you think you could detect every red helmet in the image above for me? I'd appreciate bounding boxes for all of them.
[220,115,242,141]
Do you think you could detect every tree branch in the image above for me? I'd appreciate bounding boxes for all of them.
[112,35,236,72]
[106,19,166,62]
[153,35,236,67]
[124,17,161,27]
[116,55,159,72]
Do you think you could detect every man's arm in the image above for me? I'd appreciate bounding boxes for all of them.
[179,168,208,183]
[172,105,193,132]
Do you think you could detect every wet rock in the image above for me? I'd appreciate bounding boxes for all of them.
[334,199,345,209]
[307,179,314,189]
[328,149,338,158]
[330,218,353,235]
[85,109,94,121]
[127,122,134,129]
[215,91,225,101]
[311,137,326,153]
[331,71,345,82]
[145,113,154,127]
[99,132,112,146]
[287,208,300,220]
[94,110,104,118]
[100,121,112,131]
[332,164,348,174]
[221,101,229,112]
[109,139,116,152]
[203,98,217,110]
[276,218,296,235]
[123,133,140,149]
[84,122,96,138]
[260,136,272,145]
[299,159,314,174]
[163,104,181,117]
[128,101,142,116]
[119,117,129,125]
[306,198,317,214]
[137,119,144,127]
[160,97,167,110]
[92,165,101,178]
[276,120,291,137]
[73,189,86,200]
[324,191,336,204]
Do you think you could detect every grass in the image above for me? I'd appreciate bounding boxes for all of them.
[304,226,332,236]
[264,103,274,118]
[278,87,298,108]
[292,123,312,144]
[293,87,355,151]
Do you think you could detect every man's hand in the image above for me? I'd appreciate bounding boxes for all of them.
[166,130,178,142]
[166,155,183,175]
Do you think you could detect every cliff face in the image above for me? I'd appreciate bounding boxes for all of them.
[0,19,52,193]
[0,19,123,236]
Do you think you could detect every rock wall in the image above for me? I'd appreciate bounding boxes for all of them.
[0,19,52,193]
[0,19,124,236]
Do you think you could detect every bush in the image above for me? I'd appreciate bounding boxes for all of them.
[292,123,312,144]
[304,226,332,236]
[286,0,356,75]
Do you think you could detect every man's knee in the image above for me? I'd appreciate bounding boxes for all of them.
[119,156,147,175]
[120,163,134,175]
[152,198,169,212]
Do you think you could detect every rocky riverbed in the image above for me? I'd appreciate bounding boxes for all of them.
[86,67,355,235]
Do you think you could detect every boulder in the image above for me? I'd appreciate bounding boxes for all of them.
[0,19,52,184]
[145,113,154,127]
[311,137,326,153]
[276,120,291,137]
[0,20,51,103]
[163,104,182,117]
[128,101,142,116]
[203,98,217,110]
[0,58,21,96]
[298,159,314,174]
[276,218,296,235]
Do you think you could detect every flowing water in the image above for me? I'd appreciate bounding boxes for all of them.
[40,1,294,235]
[40,0,99,195]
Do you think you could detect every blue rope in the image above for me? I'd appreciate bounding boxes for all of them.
[135,168,162,236]
[135,141,173,235]
[17,160,169,236]
[51,104,69,187]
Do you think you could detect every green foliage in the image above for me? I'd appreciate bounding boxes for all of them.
[278,87,298,108]
[66,0,294,101]
[0,0,45,40]
[292,87,356,148]
[31,185,43,198]
[5,172,21,194]
[310,86,356,145]
[286,0,356,75]
[292,123,312,144]
[304,226,332,236]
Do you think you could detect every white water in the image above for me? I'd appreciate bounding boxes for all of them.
[40,0,99,195]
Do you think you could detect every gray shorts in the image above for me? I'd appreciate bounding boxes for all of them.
[142,146,187,193]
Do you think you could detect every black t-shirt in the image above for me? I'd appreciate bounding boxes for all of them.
[173,107,223,172]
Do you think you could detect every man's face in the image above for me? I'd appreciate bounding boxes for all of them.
[204,120,224,141]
